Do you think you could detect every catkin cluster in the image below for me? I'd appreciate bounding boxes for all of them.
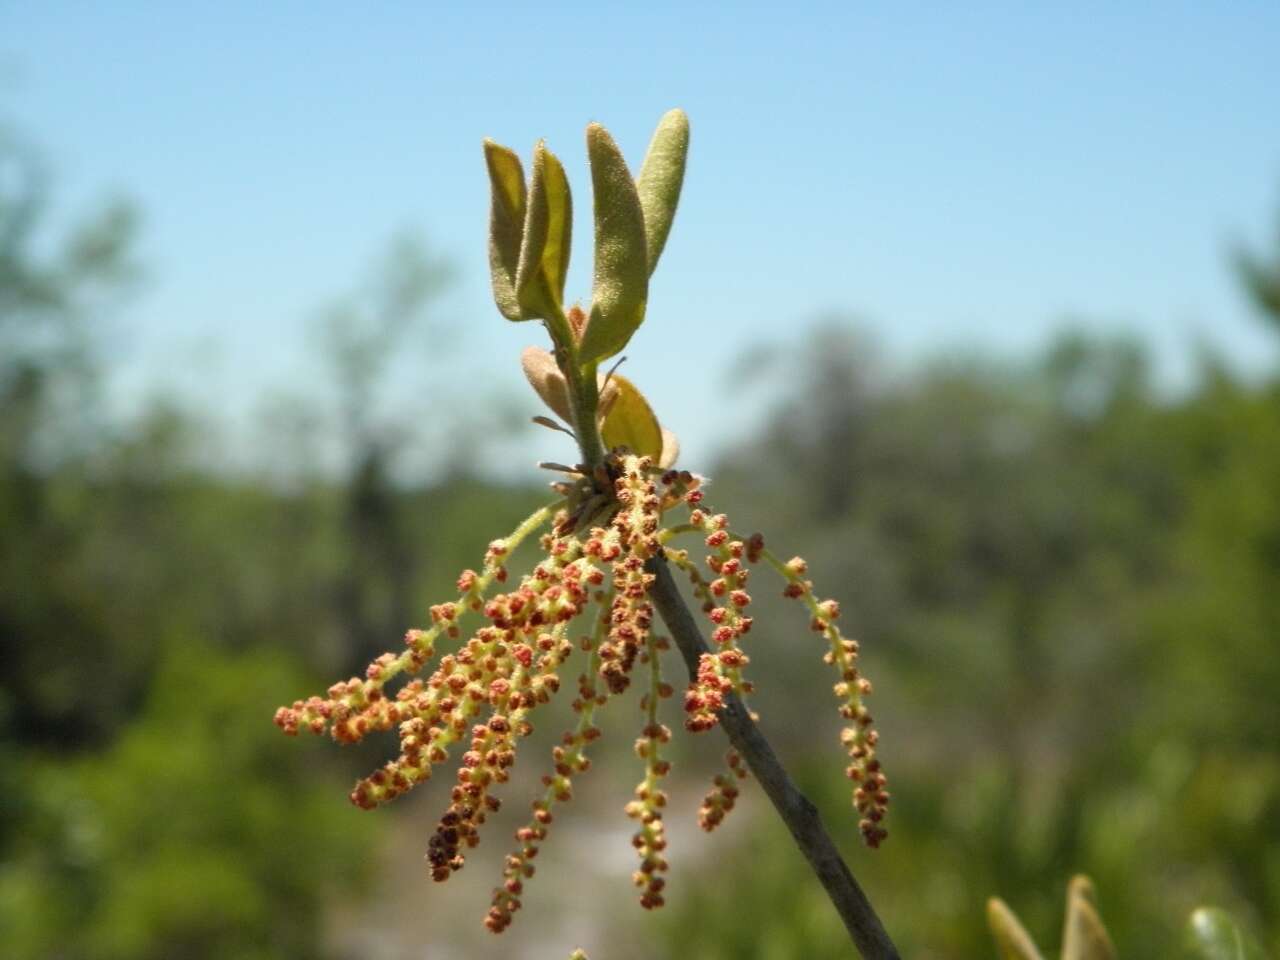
[274,453,889,932]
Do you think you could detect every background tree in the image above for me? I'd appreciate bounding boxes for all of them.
[313,231,454,673]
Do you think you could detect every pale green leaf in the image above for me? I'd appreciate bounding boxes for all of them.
[1061,876,1116,960]
[987,898,1046,960]
[483,140,528,321]
[580,123,648,365]
[516,141,573,320]
[636,108,689,276]
[600,374,663,460]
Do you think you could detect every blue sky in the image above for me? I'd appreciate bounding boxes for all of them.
[5,2,1280,473]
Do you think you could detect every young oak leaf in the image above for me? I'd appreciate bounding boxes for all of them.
[600,374,663,461]
[1061,876,1116,960]
[521,345,623,429]
[580,123,648,366]
[988,876,1119,960]
[636,108,689,277]
[483,140,528,321]
[520,346,574,424]
[515,141,573,322]
[986,898,1046,960]
[520,347,678,466]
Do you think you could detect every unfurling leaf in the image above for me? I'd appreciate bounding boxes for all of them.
[986,898,1046,960]
[1184,907,1269,960]
[522,349,674,463]
[636,108,689,276]
[520,346,572,424]
[1061,876,1116,960]
[516,141,573,321]
[580,123,648,365]
[600,374,663,460]
[483,140,528,321]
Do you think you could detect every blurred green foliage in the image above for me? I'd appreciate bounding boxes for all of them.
[0,127,534,957]
[987,874,1273,960]
[2,642,374,960]
[3,114,1279,957]
[660,310,1280,956]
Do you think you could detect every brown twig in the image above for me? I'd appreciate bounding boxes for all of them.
[646,555,901,960]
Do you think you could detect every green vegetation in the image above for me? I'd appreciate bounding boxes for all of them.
[658,317,1280,958]
[987,874,1270,960]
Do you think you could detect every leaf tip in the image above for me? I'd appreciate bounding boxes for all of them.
[660,106,689,128]
[586,121,617,152]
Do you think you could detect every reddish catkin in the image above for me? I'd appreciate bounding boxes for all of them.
[278,453,890,940]
[776,554,889,847]
[273,506,553,743]
[487,594,612,933]
[349,535,596,813]
[670,499,889,848]
[626,631,673,908]
[698,749,749,832]
[427,622,576,881]
[680,504,758,733]
[595,456,662,694]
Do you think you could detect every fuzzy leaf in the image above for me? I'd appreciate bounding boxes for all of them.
[600,374,663,460]
[580,123,648,365]
[636,108,689,276]
[1184,908,1269,960]
[987,898,1046,960]
[520,346,573,424]
[516,141,573,321]
[484,140,528,321]
[1061,876,1116,960]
